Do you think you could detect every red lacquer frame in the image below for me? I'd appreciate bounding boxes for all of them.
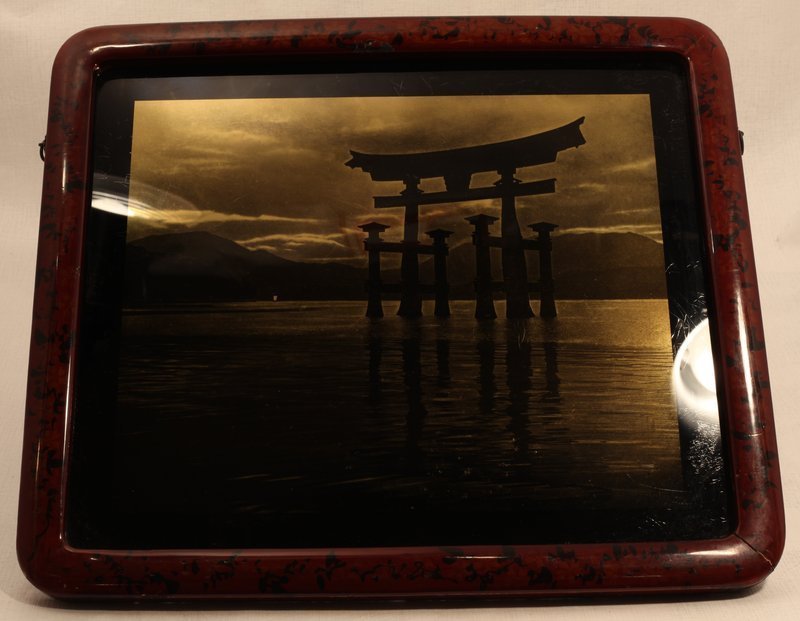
[18,16,784,600]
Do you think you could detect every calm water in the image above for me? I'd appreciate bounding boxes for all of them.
[109,299,689,547]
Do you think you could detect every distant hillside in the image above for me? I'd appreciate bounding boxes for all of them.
[546,231,668,298]
[124,230,668,304]
[124,231,364,303]
[130,230,293,269]
[386,231,668,299]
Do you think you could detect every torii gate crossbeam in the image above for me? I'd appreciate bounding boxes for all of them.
[346,117,585,318]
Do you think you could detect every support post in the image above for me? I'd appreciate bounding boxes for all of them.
[466,214,498,320]
[425,228,453,318]
[529,222,558,318]
[496,168,534,319]
[358,222,390,318]
[398,177,423,318]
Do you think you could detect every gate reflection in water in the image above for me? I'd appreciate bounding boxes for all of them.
[367,319,563,472]
[112,299,715,546]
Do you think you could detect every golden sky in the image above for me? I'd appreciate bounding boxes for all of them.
[128,94,660,264]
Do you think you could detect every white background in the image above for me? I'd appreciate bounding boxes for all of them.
[1,1,797,618]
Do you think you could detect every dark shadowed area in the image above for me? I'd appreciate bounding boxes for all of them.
[66,81,729,551]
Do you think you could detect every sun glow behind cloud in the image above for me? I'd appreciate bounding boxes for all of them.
[128,94,661,264]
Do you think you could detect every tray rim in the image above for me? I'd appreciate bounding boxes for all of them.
[17,15,785,600]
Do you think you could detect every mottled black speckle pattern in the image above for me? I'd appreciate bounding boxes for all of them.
[17,16,783,600]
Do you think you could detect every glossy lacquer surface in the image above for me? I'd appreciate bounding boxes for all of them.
[18,16,783,599]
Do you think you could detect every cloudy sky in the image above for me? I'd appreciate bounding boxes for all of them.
[126,94,660,265]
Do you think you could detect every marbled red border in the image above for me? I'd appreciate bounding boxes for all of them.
[17,16,784,599]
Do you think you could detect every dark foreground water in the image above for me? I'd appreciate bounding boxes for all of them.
[95,299,712,548]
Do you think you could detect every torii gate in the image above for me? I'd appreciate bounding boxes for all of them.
[346,117,585,319]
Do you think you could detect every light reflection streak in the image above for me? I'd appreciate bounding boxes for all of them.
[672,318,720,424]
[90,191,152,219]
[738,308,756,418]
[689,548,737,557]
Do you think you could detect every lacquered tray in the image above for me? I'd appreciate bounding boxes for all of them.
[18,16,783,600]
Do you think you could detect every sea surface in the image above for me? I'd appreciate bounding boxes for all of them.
[107,299,694,547]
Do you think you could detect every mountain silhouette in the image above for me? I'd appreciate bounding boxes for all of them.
[124,230,668,304]
[544,231,668,299]
[387,231,668,299]
[130,231,293,268]
[124,231,363,303]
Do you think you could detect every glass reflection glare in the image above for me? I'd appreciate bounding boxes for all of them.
[91,191,136,217]
[90,174,199,224]
[672,318,719,424]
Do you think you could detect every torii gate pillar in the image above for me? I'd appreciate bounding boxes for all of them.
[529,222,558,318]
[359,222,391,318]
[498,168,534,319]
[397,178,423,318]
[465,214,498,320]
[425,228,453,318]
